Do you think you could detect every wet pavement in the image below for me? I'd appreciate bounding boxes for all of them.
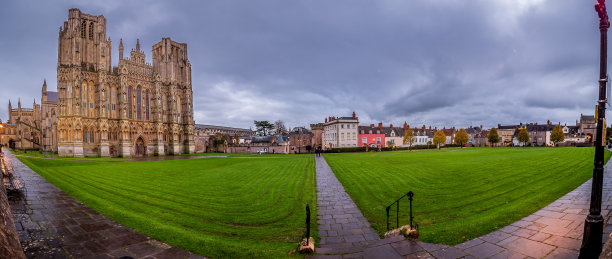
[312,155,612,258]
[3,149,204,259]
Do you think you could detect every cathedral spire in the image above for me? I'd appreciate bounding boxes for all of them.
[136,38,140,52]
[119,38,124,60]
[42,79,47,92]
[18,98,21,110]
[8,99,11,111]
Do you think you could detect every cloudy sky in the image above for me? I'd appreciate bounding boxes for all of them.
[0,0,606,129]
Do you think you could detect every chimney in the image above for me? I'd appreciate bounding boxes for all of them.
[535,122,538,125]
[325,118,328,123]
[352,111,356,118]
[498,123,501,128]
[370,124,375,128]
[403,122,408,130]
[378,122,383,129]
[390,123,393,128]
[422,125,426,130]
[547,120,551,125]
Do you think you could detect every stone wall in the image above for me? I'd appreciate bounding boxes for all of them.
[227,145,290,154]
[0,155,26,259]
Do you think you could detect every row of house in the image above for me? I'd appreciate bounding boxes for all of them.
[193,112,598,154]
[317,113,598,149]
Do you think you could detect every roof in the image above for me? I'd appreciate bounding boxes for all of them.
[498,125,519,130]
[526,124,555,132]
[358,126,406,137]
[290,127,312,135]
[251,136,274,143]
[465,127,482,134]
[581,115,595,121]
[195,124,253,133]
[47,91,58,102]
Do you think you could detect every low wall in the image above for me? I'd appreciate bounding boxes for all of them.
[227,145,290,154]
[0,155,26,259]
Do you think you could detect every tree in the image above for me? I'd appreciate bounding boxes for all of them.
[274,120,288,135]
[488,128,500,147]
[433,130,446,149]
[403,128,416,151]
[254,120,274,136]
[387,141,395,149]
[550,124,565,146]
[455,128,469,147]
[518,128,530,147]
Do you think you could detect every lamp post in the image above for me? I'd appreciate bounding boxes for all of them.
[580,1,610,257]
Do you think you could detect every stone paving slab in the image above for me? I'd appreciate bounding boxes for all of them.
[2,149,204,259]
[315,155,380,249]
[312,154,612,258]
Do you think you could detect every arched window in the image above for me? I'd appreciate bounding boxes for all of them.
[82,81,88,116]
[136,86,142,120]
[145,90,149,121]
[127,87,132,119]
[176,96,181,123]
[81,21,87,38]
[89,22,94,40]
[89,81,94,117]
[83,128,87,143]
[90,129,94,143]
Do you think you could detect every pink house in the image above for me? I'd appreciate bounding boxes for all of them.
[358,124,386,148]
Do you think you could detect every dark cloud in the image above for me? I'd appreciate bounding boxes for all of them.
[0,0,605,129]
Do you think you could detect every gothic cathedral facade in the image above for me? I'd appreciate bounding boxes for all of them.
[56,9,195,157]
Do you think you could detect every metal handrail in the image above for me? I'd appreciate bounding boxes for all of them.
[386,191,417,231]
[305,203,311,245]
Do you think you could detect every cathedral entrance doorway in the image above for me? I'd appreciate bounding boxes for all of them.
[135,137,146,157]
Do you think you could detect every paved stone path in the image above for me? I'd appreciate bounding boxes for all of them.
[3,149,204,259]
[315,156,380,248]
[312,155,612,258]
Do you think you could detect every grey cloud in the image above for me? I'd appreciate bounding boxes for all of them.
[0,0,606,129]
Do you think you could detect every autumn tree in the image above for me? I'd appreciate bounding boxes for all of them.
[488,128,500,147]
[274,120,288,135]
[550,124,565,146]
[455,128,469,147]
[403,128,416,151]
[433,130,446,149]
[518,128,530,147]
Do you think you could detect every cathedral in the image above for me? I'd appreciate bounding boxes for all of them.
[3,8,195,158]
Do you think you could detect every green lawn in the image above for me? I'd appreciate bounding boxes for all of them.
[324,147,610,245]
[18,155,317,258]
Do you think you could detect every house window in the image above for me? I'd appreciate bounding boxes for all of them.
[341,124,344,129]
[377,137,381,144]
[362,137,367,144]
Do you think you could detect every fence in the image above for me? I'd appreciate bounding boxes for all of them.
[386,191,417,231]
